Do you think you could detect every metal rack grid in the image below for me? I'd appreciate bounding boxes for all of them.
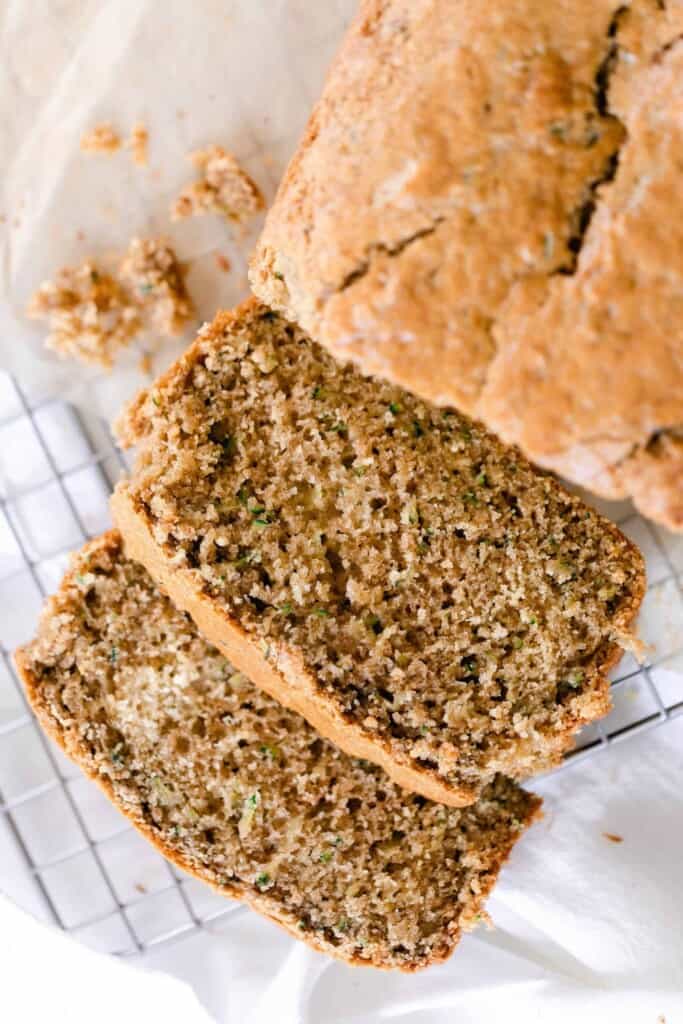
[1,369,682,958]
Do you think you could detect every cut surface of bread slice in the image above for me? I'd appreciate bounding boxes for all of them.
[15,533,541,971]
[112,299,645,806]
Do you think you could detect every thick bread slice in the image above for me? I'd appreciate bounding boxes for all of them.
[113,486,472,805]
[112,299,644,806]
[250,0,683,531]
[15,533,541,971]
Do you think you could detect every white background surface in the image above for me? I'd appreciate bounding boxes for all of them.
[1,3,682,1022]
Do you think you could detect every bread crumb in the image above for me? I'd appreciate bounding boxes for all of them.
[216,253,232,273]
[27,263,139,369]
[134,882,147,894]
[603,832,623,843]
[81,123,122,154]
[119,237,194,336]
[171,145,264,225]
[138,352,153,376]
[28,238,194,370]
[127,122,149,166]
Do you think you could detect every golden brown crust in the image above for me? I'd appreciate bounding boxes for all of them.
[14,531,543,971]
[251,0,683,531]
[615,433,683,530]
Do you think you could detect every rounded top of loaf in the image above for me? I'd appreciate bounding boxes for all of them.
[251,0,683,530]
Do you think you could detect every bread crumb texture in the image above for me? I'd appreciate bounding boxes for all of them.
[80,122,121,154]
[118,237,194,337]
[127,122,149,167]
[27,263,139,369]
[172,145,264,225]
[17,533,540,971]
[115,301,644,800]
[251,0,683,530]
[28,239,194,369]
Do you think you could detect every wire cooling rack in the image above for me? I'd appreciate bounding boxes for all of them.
[1,368,682,958]
[0,371,247,956]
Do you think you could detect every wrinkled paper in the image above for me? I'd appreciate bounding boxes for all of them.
[0,0,355,418]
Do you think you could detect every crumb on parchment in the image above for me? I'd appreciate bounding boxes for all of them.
[127,122,149,166]
[27,263,139,369]
[138,352,153,376]
[119,237,194,336]
[28,239,194,371]
[603,832,624,844]
[80,123,122,154]
[171,145,264,225]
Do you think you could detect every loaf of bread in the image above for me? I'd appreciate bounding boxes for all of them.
[250,0,683,531]
[111,299,644,806]
[15,533,541,971]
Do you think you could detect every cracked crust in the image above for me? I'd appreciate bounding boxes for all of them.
[251,0,683,531]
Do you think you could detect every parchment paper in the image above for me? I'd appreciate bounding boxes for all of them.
[0,0,356,417]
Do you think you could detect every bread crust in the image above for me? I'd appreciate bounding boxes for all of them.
[250,0,683,530]
[14,531,543,972]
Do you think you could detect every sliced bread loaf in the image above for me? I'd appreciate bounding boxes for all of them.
[15,533,541,971]
[111,299,644,806]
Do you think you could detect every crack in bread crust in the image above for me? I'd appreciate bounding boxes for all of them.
[338,219,445,293]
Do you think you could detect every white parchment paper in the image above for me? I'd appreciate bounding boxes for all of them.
[0,0,356,417]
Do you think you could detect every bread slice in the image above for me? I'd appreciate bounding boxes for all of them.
[250,0,683,531]
[15,533,541,971]
[111,299,644,806]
